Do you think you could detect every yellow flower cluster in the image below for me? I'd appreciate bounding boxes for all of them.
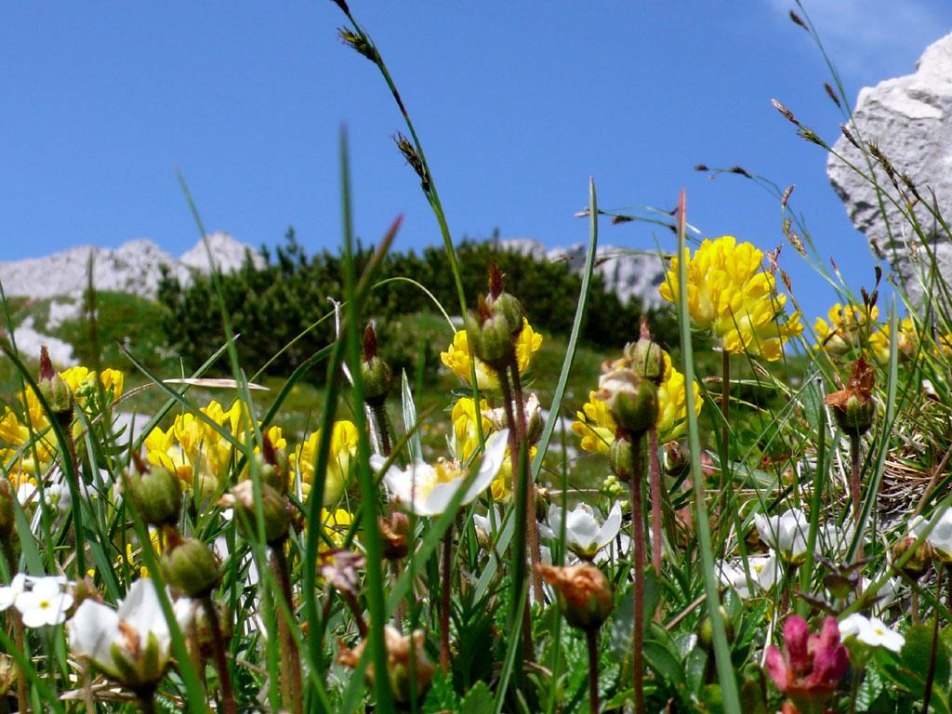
[813,303,879,356]
[1,366,124,481]
[573,351,701,451]
[144,400,286,499]
[289,421,358,505]
[659,236,802,361]
[440,318,543,389]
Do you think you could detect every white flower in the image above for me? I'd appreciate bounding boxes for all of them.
[817,520,856,558]
[0,574,27,612]
[717,553,782,598]
[754,508,809,565]
[545,502,622,561]
[839,613,905,652]
[68,578,194,689]
[15,575,73,628]
[857,574,902,614]
[371,430,508,517]
[911,510,952,562]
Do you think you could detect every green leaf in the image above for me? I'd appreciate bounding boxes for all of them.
[460,681,494,714]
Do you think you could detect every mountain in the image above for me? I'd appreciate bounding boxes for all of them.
[498,238,667,309]
[0,232,262,301]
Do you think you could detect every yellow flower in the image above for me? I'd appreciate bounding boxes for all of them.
[61,366,125,409]
[487,444,534,503]
[571,393,615,457]
[290,421,358,504]
[319,507,354,551]
[814,303,879,356]
[440,319,543,389]
[572,352,701,450]
[655,352,702,442]
[868,317,916,364]
[659,236,802,361]
[450,397,492,462]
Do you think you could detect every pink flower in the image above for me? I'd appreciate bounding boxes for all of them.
[765,616,849,705]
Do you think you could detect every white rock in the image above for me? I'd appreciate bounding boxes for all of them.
[827,31,952,306]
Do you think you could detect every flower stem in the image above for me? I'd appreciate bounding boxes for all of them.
[849,435,863,561]
[271,545,303,714]
[923,565,944,713]
[440,527,453,674]
[648,427,663,578]
[720,349,730,462]
[630,435,646,714]
[202,594,237,714]
[2,540,27,714]
[586,628,600,714]
[368,402,393,457]
[508,361,544,604]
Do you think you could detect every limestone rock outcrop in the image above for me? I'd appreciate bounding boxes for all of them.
[827,32,952,305]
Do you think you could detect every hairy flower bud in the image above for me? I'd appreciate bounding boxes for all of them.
[338,625,436,704]
[824,357,875,437]
[162,539,220,598]
[597,369,658,438]
[891,536,933,581]
[536,563,614,632]
[609,437,637,482]
[465,305,515,371]
[125,465,183,527]
[361,324,394,406]
[625,338,665,384]
[219,481,290,546]
[38,346,73,425]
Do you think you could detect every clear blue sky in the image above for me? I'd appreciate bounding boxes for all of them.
[3,2,951,323]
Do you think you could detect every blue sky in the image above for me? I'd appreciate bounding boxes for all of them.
[3,2,951,323]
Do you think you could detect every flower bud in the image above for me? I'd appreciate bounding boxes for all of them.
[891,536,933,581]
[338,625,436,704]
[38,346,73,425]
[609,437,637,482]
[219,481,290,546]
[491,292,526,339]
[162,539,220,598]
[536,563,614,632]
[625,338,665,384]
[0,480,14,542]
[125,465,183,527]
[465,306,515,371]
[699,606,733,650]
[663,441,691,478]
[361,324,394,407]
[380,512,409,560]
[597,369,658,438]
[833,394,876,437]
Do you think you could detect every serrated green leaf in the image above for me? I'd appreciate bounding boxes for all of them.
[460,681,494,714]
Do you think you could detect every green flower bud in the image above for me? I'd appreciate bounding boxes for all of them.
[126,466,182,527]
[361,324,394,406]
[597,369,658,438]
[536,563,614,632]
[465,307,515,371]
[219,481,290,546]
[699,606,733,650]
[609,437,636,482]
[625,338,665,384]
[891,536,933,581]
[834,394,876,437]
[162,539,220,598]
[663,441,691,478]
[38,346,73,424]
[491,292,526,338]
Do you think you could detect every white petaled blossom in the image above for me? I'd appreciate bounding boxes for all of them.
[754,508,809,565]
[68,578,194,690]
[717,553,782,598]
[817,520,856,558]
[911,510,952,563]
[0,574,27,612]
[371,430,509,517]
[0,574,73,628]
[14,576,73,628]
[839,613,905,653]
[543,502,622,561]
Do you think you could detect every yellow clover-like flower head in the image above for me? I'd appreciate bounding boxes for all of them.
[659,236,802,361]
[440,319,542,389]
